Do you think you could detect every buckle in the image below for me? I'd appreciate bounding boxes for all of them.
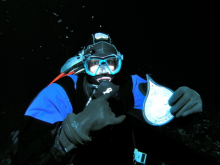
[133,148,147,164]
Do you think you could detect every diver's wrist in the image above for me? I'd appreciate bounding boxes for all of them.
[59,127,77,153]
[75,112,92,136]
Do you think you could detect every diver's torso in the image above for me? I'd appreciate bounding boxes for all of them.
[73,118,134,165]
[72,73,135,165]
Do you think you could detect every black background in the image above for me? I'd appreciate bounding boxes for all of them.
[1,0,219,164]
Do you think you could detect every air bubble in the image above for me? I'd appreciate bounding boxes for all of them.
[57,19,62,23]
[53,12,58,17]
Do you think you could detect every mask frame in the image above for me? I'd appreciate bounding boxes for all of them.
[84,55,122,76]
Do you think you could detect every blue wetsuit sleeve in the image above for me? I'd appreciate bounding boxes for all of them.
[131,75,147,110]
[24,83,73,124]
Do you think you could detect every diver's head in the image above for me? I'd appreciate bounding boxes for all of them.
[80,32,123,85]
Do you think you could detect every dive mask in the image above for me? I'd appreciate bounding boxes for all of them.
[84,54,122,76]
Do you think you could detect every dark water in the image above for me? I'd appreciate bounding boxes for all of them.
[1,0,219,164]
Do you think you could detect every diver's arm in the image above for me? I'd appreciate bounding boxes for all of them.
[11,83,76,165]
[12,93,125,165]
[11,116,70,165]
[12,113,90,165]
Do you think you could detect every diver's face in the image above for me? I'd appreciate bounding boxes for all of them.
[88,57,116,83]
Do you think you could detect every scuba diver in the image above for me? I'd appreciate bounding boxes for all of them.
[11,32,203,165]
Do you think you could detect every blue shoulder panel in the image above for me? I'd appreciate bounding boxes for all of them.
[131,75,147,110]
[25,75,78,124]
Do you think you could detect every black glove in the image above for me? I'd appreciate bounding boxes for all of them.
[60,93,126,152]
[168,86,203,118]
[76,93,125,133]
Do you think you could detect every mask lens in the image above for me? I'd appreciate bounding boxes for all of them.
[88,59,99,73]
[106,58,115,66]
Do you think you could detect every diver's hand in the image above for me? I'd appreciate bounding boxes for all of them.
[76,93,126,135]
[168,86,203,117]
